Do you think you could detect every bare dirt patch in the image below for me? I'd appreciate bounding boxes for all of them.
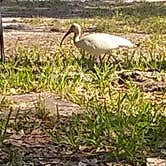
[1,92,81,116]
[3,17,63,57]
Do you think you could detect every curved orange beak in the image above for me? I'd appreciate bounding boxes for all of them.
[60,28,73,47]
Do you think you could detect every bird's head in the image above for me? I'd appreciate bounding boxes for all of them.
[60,23,81,46]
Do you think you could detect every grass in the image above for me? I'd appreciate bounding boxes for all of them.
[47,91,165,164]
[1,1,166,165]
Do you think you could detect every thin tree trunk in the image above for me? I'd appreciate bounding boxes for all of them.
[0,7,5,63]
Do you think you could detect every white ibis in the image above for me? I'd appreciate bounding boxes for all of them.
[60,23,134,63]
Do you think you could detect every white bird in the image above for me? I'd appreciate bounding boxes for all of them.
[60,23,134,63]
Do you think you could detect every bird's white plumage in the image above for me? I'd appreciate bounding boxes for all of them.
[60,23,134,60]
[75,33,134,55]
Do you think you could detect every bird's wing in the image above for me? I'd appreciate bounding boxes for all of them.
[75,33,134,55]
[82,33,134,49]
[75,37,98,54]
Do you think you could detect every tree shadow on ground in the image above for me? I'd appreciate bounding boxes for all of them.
[1,1,166,19]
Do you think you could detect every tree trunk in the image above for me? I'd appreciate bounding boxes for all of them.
[0,8,5,63]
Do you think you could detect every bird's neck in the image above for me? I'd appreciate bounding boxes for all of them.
[73,32,81,43]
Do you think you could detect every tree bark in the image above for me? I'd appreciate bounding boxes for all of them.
[0,8,5,63]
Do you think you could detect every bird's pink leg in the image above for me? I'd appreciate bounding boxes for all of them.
[108,51,119,63]
[99,55,103,64]
[99,53,107,64]
[111,55,119,63]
